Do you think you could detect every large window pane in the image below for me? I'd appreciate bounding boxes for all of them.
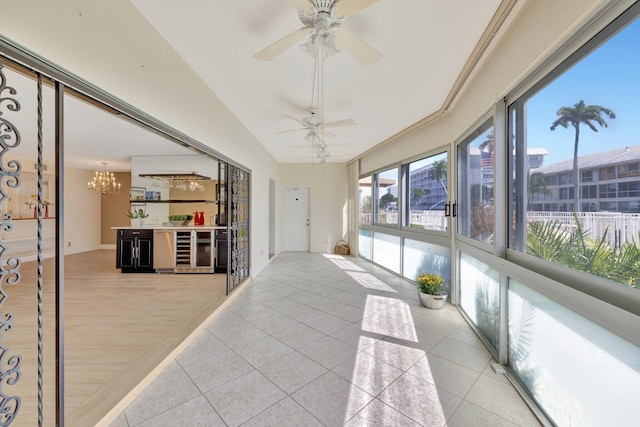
[403,239,450,295]
[457,119,495,244]
[358,228,372,260]
[376,168,398,225]
[407,152,448,231]
[372,232,400,274]
[509,279,640,426]
[459,252,500,350]
[510,13,640,291]
[358,175,372,223]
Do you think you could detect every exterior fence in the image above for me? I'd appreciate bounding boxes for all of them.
[359,210,447,231]
[528,211,640,248]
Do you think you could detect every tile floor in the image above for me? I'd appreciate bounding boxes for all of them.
[108,252,541,427]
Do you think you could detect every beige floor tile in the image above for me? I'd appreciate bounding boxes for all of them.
[175,330,230,368]
[387,323,446,351]
[259,351,327,394]
[233,335,295,368]
[301,312,353,335]
[213,323,268,349]
[333,352,404,396]
[344,399,421,427]
[465,376,542,426]
[272,323,326,349]
[365,339,427,370]
[407,354,480,398]
[448,324,488,349]
[299,335,358,369]
[430,338,492,372]
[447,401,518,427]
[206,370,286,426]
[291,371,374,426]
[378,373,461,426]
[124,367,201,425]
[241,397,323,427]
[136,396,225,427]
[250,311,299,334]
[182,350,253,394]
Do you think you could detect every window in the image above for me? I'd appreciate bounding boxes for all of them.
[460,252,500,351]
[375,168,399,225]
[358,176,372,223]
[509,11,640,291]
[598,166,616,181]
[618,162,640,178]
[580,170,593,182]
[509,280,640,426]
[406,152,448,231]
[457,118,495,245]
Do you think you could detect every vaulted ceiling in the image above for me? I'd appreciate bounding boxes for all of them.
[129,0,509,163]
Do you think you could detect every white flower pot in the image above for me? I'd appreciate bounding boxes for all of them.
[418,290,448,309]
[130,218,140,227]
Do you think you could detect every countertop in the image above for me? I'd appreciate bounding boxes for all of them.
[112,225,227,230]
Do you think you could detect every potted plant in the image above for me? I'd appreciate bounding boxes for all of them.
[127,209,140,227]
[136,209,150,226]
[416,273,448,309]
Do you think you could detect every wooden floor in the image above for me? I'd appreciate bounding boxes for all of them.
[2,249,228,426]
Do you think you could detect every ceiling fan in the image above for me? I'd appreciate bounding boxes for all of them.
[276,108,356,139]
[254,0,382,66]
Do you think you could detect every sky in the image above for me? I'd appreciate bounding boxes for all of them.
[525,17,640,166]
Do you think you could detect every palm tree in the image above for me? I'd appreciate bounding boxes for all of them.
[528,171,550,207]
[429,159,448,195]
[550,100,615,211]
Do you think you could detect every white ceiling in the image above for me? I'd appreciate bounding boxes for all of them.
[3,0,509,170]
[128,0,505,163]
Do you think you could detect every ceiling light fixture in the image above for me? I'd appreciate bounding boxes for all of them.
[87,162,121,196]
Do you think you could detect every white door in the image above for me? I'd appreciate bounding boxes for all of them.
[284,187,310,251]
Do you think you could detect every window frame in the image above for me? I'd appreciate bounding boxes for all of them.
[505,0,640,315]
[455,113,496,252]
[401,147,451,237]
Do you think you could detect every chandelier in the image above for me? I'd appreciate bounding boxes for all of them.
[87,162,121,196]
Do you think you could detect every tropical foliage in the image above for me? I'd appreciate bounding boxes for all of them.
[527,216,640,289]
[429,159,448,195]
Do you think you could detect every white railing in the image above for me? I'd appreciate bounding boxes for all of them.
[528,211,640,247]
[359,210,447,232]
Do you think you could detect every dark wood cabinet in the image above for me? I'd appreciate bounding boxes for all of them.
[116,229,155,273]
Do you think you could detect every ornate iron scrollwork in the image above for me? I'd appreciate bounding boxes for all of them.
[0,63,23,425]
[228,165,249,293]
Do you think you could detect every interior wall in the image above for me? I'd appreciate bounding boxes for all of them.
[100,172,131,245]
[1,0,280,276]
[64,167,101,254]
[279,163,348,254]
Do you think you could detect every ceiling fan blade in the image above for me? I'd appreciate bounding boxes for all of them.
[334,27,381,67]
[282,114,307,126]
[322,118,356,128]
[319,129,336,138]
[333,0,378,18]
[254,27,311,60]
[276,128,306,134]
[287,0,315,15]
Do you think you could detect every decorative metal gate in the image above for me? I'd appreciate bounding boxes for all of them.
[227,164,250,294]
[0,63,24,426]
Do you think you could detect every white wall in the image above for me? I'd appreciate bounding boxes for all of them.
[279,163,348,253]
[1,0,280,276]
[64,167,101,254]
